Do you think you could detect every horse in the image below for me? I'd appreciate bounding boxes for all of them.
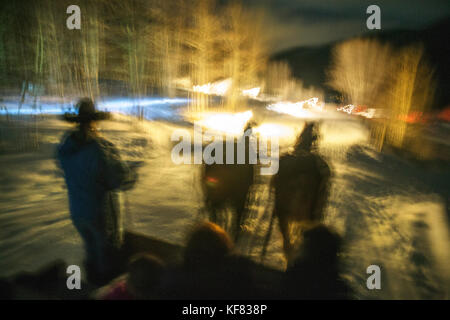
[265,122,331,262]
[201,126,256,241]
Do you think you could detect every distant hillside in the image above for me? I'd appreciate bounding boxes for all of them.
[271,18,450,109]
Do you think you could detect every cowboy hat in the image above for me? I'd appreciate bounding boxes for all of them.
[63,98,110,123]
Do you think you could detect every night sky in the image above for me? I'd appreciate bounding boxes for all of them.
[242,0,450,52]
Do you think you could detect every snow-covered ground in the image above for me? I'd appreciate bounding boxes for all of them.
[0,101,449,299]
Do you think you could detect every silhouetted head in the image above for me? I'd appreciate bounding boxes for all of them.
[286,225,349,299]
[64,97,109,128]
[127,253,166,298]
[294,122,319,153]
[244,120,258,134]
[292,224,342,270]
[184,222,234,270]
[0,279,13,300]
[76,98,96,122]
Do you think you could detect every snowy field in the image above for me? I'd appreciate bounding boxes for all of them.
[0,100,449,299]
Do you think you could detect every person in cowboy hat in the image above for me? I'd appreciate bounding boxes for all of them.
[57,98,137,285]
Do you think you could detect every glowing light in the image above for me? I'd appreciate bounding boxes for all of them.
[197,110,253,135]
[173,77,191,89]
[253,123,295,139]
[206,176,219,187]
[337,104,355,115]
[438,107,450,122]
[359,108,376,119]
[96,97,189,120]
[242,87,260,99]
[266,98,324,118]
[398,111,429,124]
[193,79,232,96]
[0,97,189,121]
[337,104,376,118]
[206,176,219,183]
[98,97,188,109]
[0,102,67,115]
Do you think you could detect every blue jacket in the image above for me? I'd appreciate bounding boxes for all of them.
[57,131,137,242]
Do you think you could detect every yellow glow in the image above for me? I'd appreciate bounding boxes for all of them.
[337,104,376,118]
[337,104,355,114]
[193,78,232,96]
[197,110,253,135]
[242,87,261,99]
[254,123,295,139]
[173,77,192,89]
[266,98,324,118]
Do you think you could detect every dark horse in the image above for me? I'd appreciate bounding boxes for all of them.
[267,122,331,262]
[201,125,256,241]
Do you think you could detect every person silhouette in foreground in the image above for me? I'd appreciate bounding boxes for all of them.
[180,222,234,299]
[57,98,137,285]
[97,253,166,300]
[284,224,352,299]
[163,222,254,299]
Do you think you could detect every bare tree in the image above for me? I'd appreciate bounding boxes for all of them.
[38,1,67,105]
[385,44,435,148]
[222,1,267,110]
[104,0,153,117]
[183,0,223,111]
[327,38,394,107]
[265,61,292,97]
[328,38,435,151]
